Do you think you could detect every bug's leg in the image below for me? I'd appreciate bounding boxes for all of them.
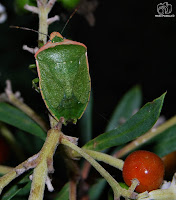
[32,78,40,93]
[29,64,37,74]
[29,64,37,69]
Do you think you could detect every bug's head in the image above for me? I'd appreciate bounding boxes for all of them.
[50,32,64,43]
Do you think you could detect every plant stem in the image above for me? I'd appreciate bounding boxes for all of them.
[27,1,60,198]
[63,157,80,200]
[83,150,124,170]
[70,180,77,200]
[0,128,61,198]
[37,0,57,44]
[0,170,17,194]
[0,154,38,195]
[46,0,57,13]
[114,116,176,158]
[0,165,12,175]
[61,138,138,199]
[28,129,61,200]
[49,115,58,128]
[29,160,48,200]
[38,3,49,44]
[81,161,91,179]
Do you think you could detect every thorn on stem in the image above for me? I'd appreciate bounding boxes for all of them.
[5,80,12,96]
[23,45,39,54]
[24,4,39,14]
[64,135,79,145]
[47,15,60,25]
[29,174,33,181]
[5,80,23,102]
[15,168,26,175]
[46,176,54,192]
[54,117,64,131]
[46,0,57,12]
[129,179,139,192]
[23,153,39,170]
[47,157,54,173]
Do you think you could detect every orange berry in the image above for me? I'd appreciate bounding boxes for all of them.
[122,150,165,193]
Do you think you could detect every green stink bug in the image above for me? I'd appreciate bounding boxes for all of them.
[35,32,91,124]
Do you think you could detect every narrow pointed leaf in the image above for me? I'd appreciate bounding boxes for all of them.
[89,179,106,200]
[80,93,93,143]
[1,185,21,200]
[54,182,69,200]
[1,182,30,200]
[83,93,166,151]
[105,85,142,132]
[0,102,46,140]
[152,125,176,157]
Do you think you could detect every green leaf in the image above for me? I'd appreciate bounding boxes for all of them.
[16,182,31,196]
[54,182,69,200]
[152,125,176,157]
[80,93,93,144]
[15,130,44,154]
[119,182,129,190]
[1,172,31,200]
[1,185,20,200]
[89,179,106,200]
[105,85,142,132]
[15,0,36,14]
[58,0,80,9]
[1,182,31,200]
[0,102,46,140]
[83,93,166,151]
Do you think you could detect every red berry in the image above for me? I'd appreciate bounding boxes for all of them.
[122,150,165,193]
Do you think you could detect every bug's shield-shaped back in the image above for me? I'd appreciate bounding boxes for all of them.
[36,42,90,125]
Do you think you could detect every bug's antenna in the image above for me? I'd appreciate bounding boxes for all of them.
[10,26,50,39]
[61,8,78,35]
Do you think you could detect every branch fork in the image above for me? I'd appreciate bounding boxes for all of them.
[0,127,63,198]
[24,0,59,45]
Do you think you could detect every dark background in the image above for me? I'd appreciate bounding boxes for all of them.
[1,0,176,138]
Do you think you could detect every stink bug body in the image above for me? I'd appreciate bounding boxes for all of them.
[35,32,91,124]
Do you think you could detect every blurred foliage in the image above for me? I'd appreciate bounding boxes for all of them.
[57,0,80,10]
[15,0,37,14]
